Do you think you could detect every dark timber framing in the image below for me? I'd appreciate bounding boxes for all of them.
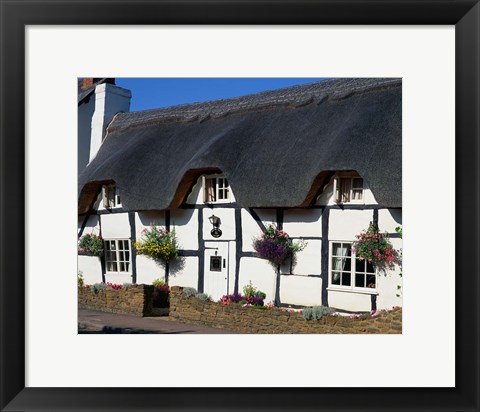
[98,216,106,283]
[320,207,329,307]
[234,208,242,294]
[128,212,137,284]
[197,210,205,292]
[165,210,171,283]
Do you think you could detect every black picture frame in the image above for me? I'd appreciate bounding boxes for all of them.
[1,1,478,411]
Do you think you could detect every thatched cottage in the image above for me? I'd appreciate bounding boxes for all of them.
[78,78,402,312]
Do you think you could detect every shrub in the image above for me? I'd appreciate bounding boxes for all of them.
[352,223,399,269]
[243,281,267,301]
[122,283,132,290]
[252,225,306,265]
[77,271,84,288]
[78,233,104,256]
[152,278,167,287]
[92,283,108,294]
[220,292,264,307]
[183,287,197,298]
[303,306,333,321]
[195,293,211,302]
[134,227,179,265]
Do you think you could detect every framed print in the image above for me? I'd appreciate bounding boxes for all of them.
[1,1,479,411]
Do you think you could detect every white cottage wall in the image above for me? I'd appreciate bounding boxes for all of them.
[100,213,131,238]
[202,208,235,241]
[280,275,323,306]
[238,257,276,304]
[77,255,102,285]
[168,257,199,289]
[171,209,198,250]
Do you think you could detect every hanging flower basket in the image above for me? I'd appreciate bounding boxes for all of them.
[134,227,179,264]
[352,223,399,269]
[253,225,306,266]
[78,233,104,256]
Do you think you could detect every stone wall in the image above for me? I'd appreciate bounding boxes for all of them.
[78,284,154,316]
[169,286,402,334]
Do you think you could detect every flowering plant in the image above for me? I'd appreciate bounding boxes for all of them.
[134,227,179,264]
[152,278,170,308]
[219,292,265,307]
[352,223,399,269]
[78,233,104,256]
[252,225,306,266]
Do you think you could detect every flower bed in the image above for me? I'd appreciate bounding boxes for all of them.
[169,286,402,334]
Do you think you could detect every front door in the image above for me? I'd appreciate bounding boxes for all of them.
[204,241,229,301]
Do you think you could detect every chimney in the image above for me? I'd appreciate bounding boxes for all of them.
[82,78,94,88]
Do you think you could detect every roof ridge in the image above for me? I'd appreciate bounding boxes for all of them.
[108,78,401,131]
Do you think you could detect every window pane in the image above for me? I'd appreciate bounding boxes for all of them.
[125,262,130,272]
[224,179,229,188]
[105,241,111,251]
[119,262,125,272]
[352,190,363,200]
[352,178,363,189]
[112,262,117,272]
[332,257,347,271]
[343,257,351,272]
[205,179,216,202]
[331,272,341,285]
[124,240,129,250]
[341,272,351,286]
[110,241,116,251]
[366,261,375,273]
[366,274,376,288]
[119,251,124,261]
[332,243,342,256]
[356,258,365,273]
[355,273,365,288]
[343,244,351,257]
[106,261,113,271]
[340,178,351,202]
[125,251,130,261]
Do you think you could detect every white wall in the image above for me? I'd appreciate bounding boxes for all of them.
[241,208,276,252]
[202,208,236,241]
[283,208,322,237]
[328,209,374,240]
[328,290,373,312]
[77,255,102,285]
[280,275,323,307]
[100,213,131,238]
[168,257,199,289]
[171,209,198,250]
[238,257,276,304]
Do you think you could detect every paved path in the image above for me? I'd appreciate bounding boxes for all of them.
[78,309,236,334]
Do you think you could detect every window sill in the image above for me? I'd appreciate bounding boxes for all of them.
[327,287,378,296]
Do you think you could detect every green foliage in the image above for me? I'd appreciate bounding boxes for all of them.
[78,233,104,256]
[395,225,403,298]
[303,306,333,321]
[92,283,108,294]
[353,223,398,268]
[122,283,132,290]
[195,293,211,302]
[77,271,84,288]
[183,287,197,298]
[134,227,179,264]
[152,278,167,287]
[243,281,267,300]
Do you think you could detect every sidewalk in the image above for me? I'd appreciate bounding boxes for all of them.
[78,309,237,334]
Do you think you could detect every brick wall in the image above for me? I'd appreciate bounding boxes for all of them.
[169,286,402,334]
[78,284,154,316]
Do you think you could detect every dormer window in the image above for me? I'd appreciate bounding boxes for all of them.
[204,176,230,203]
[335,175,364,203]
[103,184,121,208]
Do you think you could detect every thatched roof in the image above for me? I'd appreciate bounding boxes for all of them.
[78,78,402,214]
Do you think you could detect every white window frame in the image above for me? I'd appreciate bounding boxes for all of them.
[104,238,131,275]
[333,175,364,204]
[203,175,231,204]
[328,240,377,294]
[103,184,121,209]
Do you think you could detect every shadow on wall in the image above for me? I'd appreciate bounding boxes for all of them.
[138,211,166,227]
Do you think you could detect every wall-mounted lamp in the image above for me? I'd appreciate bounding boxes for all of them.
[209,214,222,238]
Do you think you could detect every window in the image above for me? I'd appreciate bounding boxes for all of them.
[335,177,364,203]
[104,239,131,273]
[330,242,376,291]
[103,184,121,208]
[204,176,230,203]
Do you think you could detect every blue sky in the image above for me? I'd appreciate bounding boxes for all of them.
[115,78,328,112]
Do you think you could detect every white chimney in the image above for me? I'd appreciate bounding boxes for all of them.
[89,83,131,162]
